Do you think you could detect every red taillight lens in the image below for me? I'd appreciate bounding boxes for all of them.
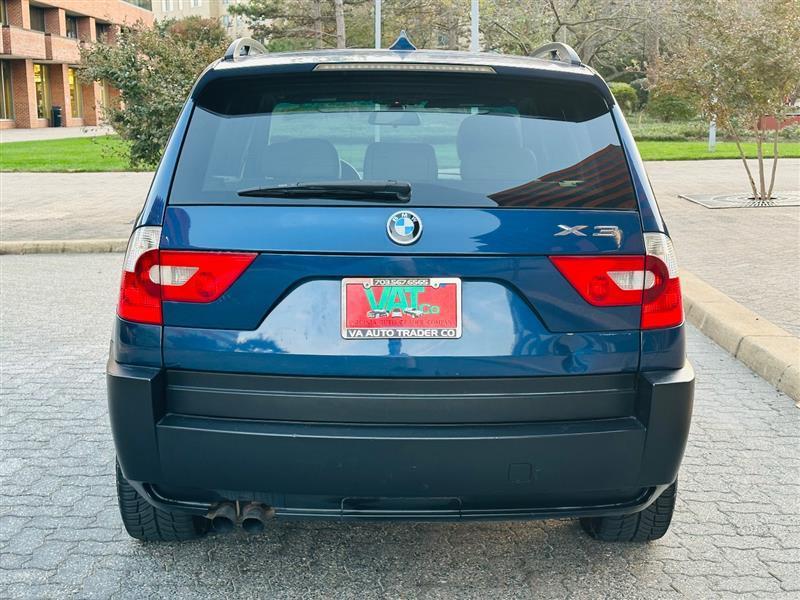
[119,248,162,324]
[157,251,256,302]
[549,256,646,306]
[549,233,683,330]
[118,227,162,325]
[117,227,256,325]
[641,233,683,329]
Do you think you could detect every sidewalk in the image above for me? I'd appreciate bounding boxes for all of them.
[1,160,798,337]
[0,125,114,143]
[0,172,151,242]
[647,159,800,338]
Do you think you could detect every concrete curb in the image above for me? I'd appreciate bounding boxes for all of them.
[0,239,127,254]
[681,270,800,405]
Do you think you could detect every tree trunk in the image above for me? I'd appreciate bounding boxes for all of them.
[755,129,766,201]
[312,0,323,49]
[333,0,346,49]
[766,124,779,201]
[726,122,759,200]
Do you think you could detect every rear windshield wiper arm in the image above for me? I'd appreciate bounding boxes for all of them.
[238,180,411,203]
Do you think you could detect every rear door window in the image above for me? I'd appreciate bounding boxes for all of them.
[170,72,636,209]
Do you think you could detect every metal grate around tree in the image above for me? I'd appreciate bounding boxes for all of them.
[679,192,800,209]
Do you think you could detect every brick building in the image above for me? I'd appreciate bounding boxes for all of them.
[0,1,154,129]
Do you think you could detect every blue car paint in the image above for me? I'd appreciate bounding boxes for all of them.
[160,206,644,254]
[640,326,686,371]
[113,318,161,367]
[162,280,641,377]
[161,253,642,332]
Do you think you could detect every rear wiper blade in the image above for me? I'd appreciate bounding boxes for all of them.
[238,180,411,203]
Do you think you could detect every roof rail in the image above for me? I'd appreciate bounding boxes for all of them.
[530,42,582,67]
[223,37,267,62]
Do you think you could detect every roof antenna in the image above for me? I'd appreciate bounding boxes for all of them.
[388,30,416,51]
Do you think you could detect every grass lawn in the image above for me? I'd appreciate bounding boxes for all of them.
[637,141,800,161]
[2,132,799,172]
[0,135,144,172]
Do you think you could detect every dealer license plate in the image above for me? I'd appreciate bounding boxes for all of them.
[341,277,462,340]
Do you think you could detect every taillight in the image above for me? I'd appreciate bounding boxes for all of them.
[156,251,257,302]
[118,227,162,324]
[549,256,646,306]
[117,226,256,325]
[549,232,683,330]
[641,232,683,329]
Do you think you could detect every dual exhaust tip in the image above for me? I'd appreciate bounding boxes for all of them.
[208,502,274,534]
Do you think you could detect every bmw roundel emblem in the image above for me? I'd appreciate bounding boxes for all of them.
[387,211,422,245]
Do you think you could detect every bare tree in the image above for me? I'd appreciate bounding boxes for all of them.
[481,0,689,81]
[651,0,800,201]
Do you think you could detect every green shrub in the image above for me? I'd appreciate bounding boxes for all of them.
[80,17,230,167]
[647,93,698,122]
[782,123,800,141]
[608,82,638,113]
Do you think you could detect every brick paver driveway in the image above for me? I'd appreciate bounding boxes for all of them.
[1,253,799,599]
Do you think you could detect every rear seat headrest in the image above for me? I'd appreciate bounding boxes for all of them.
[364,142,438,182]
[457,114,525,159]
[262,138,341,181]
[457,115,537,182]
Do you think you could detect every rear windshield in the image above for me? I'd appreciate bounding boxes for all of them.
[170,72,637,209]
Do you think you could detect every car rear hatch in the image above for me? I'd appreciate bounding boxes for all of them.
[123,69,683,384]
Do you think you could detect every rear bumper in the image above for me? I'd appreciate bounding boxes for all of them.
[108,361,694,520]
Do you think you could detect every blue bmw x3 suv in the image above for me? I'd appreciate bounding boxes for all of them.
[108,37,694,543]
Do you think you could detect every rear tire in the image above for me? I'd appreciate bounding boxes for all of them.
[580,482,676,542]
[116,461,209,542]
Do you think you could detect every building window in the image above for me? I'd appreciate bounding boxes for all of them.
[101,80,111,110]
[96,22,110,41]
[161,0,168,11]
[1,1,8,27]
[66,16,79,39]
[30,6,46,32]
[0,61,13,120]
[33,63,50,120]
[68,67,82,119]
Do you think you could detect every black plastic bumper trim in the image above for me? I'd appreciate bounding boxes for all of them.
[164,371,638,424]
[109,362,694,517]
[132,480,670,521]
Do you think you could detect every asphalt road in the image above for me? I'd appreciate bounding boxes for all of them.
[1,253,798,599]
